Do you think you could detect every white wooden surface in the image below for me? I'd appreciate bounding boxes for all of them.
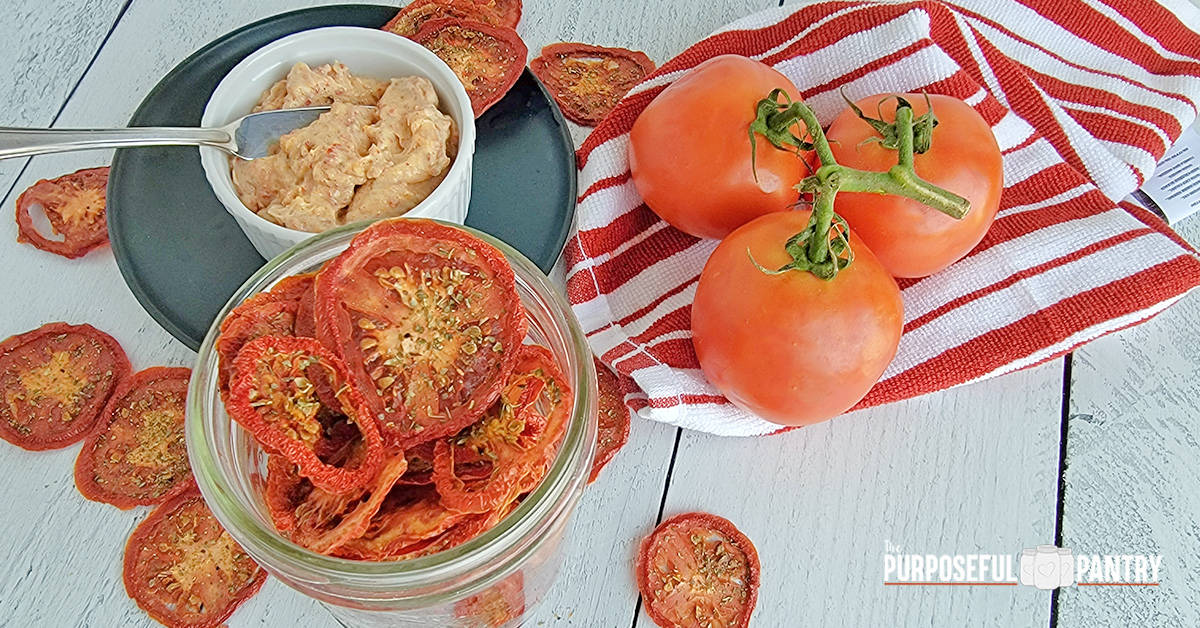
[0,1,1194,627]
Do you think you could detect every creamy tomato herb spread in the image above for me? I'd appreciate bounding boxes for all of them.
[232,62,457,232]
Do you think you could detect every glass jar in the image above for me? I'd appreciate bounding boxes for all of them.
[186,220,598,627]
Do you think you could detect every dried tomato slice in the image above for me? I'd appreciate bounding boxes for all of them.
[228,335,382,494]
[529,43,655,126]
[313,218,526,450]
[74,367,193,509]
[589,356,630,483]
[636,513,761,628]
[0,322,130,451]
[454,571,525,628]
[123,488,266,628]
[15,166,110,258]
[410,18,527,117]
[215,296,298,396]
[382,0,502,37]
[433,345,570,514]
[334,484,468,560]
[473,0,521,28]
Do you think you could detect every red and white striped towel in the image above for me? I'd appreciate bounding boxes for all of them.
[564,0,1200,436]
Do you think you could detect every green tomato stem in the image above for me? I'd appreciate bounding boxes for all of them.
[748,90,972,279]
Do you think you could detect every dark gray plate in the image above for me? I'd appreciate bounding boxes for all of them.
[108,4,576,351]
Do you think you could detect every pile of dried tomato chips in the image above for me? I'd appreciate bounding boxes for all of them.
[216,218,573,561]
[530,43,656,126]
[382,0,527,117]
[15,166,112,259]
[636,513,761,628]
[0,322,130,450]
[0,319,267,627]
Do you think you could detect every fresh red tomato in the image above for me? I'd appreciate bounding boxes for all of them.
[629,54,807,240]
[691,211,903,426]
[74,367,193,509]
[636,512,760,628]
[826,94,1003,278]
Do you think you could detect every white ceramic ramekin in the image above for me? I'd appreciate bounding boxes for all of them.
[200,26,476,260]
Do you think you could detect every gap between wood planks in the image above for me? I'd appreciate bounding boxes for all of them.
[0,0,134,210]
[1049,353,1073,628]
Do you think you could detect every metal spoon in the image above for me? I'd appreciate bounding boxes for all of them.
[0,106,334,161]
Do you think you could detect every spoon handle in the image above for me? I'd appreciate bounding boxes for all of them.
[0,127,234,160]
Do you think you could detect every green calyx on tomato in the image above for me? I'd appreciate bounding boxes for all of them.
[840,91,939,154]
[747,88,815,181]
[747,91,971,279]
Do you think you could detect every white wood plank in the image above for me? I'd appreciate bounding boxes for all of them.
[0,1,355,627]
[0,0,126,198]
[1057,218,1200,626]
[656,362,1063,627]
[517,0,776,625]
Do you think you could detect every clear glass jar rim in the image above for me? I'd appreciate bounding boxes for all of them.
[186,218,596,601]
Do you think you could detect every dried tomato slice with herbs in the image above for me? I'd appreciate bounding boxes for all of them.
[432,345,570,514]
[382,0,502,37]
[123,488,266,628]
[228,335,383,494]
[410,18,527,116]
[454,571,525,628]
[0,322,130,451]
[15,166,110,258]
[589,356,630,483]
[636,512,761,628]
[529,43,654,126]
[74,367,193,509]
[313,218,526,450]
